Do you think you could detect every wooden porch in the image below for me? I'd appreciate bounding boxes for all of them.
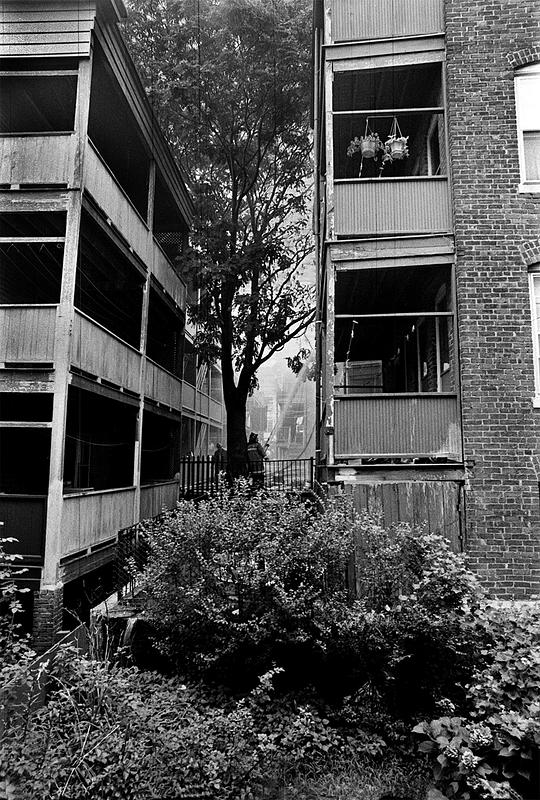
[0,305,57,363]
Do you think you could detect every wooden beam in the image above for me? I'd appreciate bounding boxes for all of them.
[0,421,52,428]
[0,237,65,244]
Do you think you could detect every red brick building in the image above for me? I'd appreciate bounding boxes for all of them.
[313,0,540,596]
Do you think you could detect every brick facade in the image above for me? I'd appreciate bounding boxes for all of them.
[32,587,64,654]
[445,1,540,596]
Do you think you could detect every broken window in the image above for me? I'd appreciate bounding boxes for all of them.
[0,428,51,494]
[332,62,446,179]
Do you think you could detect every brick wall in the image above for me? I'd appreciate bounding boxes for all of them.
[445,0,540,596]
[32,587,64,654]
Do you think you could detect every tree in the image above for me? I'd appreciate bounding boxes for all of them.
[124,0,314,470]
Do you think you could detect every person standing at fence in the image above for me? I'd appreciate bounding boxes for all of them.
[247,432,267,488]
[212,443,227,469]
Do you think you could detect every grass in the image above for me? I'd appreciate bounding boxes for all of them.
[281,751,431,800]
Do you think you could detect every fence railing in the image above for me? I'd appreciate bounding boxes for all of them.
[177,456,315,499]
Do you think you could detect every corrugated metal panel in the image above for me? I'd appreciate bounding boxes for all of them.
[0,135,76,185]
[345,480,462,552]
[0,1,96,58]
[335,394,462,458]
[332,0,443,42]
[334,178,451,237]
[0,305,56,361]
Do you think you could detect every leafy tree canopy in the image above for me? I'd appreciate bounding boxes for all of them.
[124,0,314,461]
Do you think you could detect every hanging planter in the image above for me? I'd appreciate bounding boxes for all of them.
[385,116,409,161]
[347,121,383,161]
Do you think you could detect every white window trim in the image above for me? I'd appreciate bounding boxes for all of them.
[528,271,540,405]
[515,64,540,194]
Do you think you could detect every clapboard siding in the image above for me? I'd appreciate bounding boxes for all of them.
[0,1,96,58]
[345,480,463,554]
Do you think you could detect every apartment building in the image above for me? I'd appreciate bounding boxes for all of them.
[313,0,540,596]
[0,0,224,648]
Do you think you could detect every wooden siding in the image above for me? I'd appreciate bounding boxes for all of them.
[344,480,462,553]
[0,135,76,186]
[331,0,444,42]
[0,305,56,362]
[0,1,96,58]
[209,398,222,422]
[71,311,141,393]
[334,178,451,237]
[144,359,182,410]
[182,381,196,411]
[0,495,47,560]
[85,144,186,307]
[334,395,462,459]
[61,487,136,555]
[140,480,178,520]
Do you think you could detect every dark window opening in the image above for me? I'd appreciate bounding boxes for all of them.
[0,243,63,304]
[141,411,180,483]
[77,210,144,347]
[0,428,51,493]
[88,42,150,219]
[334,265,453,394]
[183,337,197,385]
[0,75,77,133]
[0,393,53,421]
[153,172,189,262]
[332,63,445,180]
[0,211,66,237]
[146,287,184,375]
[63,386,137,492]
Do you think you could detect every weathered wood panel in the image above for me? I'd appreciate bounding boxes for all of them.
[334,394,462,459]
[334,178,451,237]
[140,480,178,520]
[0,135,76,186]
[0,1,96,58]
[152,247,186,309]
[61,487,136,555]
[71,311,141,393]
[144,359,182,410]
[344,480,463,553]
[182,381,196,411]
[0,495,47,560]
[331,0,443,42]
[209,398,222,423]
[0,305,56,362]
[84,143,149,260]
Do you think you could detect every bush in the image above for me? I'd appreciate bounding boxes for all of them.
[0,537,34,682]
[139,488,484,719]
[413,601,540,800]
[1,649,350,800]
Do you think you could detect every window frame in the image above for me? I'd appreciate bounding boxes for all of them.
[528,269,540,405]
[514,64,540,193]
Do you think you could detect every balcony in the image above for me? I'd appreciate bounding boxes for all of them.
[331,0,443,42]
[334,176,450,237]
[61,487,137,556]
[71,310,141,394]
[0,305,57,364]
[334,394,461,460]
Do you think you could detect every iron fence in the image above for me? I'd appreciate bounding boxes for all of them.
[177,456,315,499]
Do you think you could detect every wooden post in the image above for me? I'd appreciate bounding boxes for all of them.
[41,55,92,591]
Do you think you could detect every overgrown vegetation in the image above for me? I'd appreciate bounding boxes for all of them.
[2,491,539,800]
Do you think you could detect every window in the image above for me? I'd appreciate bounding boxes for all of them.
[529,270,540,402]
[515,65,540,192]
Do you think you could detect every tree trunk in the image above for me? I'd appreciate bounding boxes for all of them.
[224,388,248,477]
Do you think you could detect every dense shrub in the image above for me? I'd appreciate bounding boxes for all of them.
[0,538,34,682]
[1,649,352,800]
[413,602,540,800]
[139,488,484,718]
